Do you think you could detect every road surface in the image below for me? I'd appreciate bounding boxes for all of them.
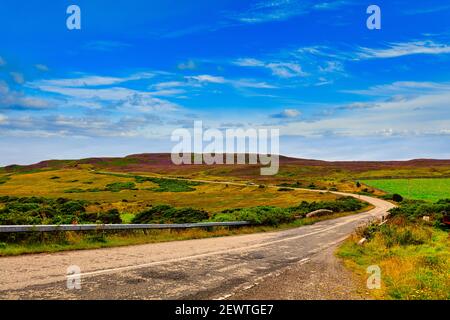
[0,193,394,300]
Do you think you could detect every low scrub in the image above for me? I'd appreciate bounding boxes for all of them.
[0,176,11,185]
[380,193,403,202]
[132,205,209,224]
[212,206,293,226]
[134,176,202,192]
[211,196,367,226]
[289,196,365,217]
[0,196,120,225]
[105,182,137,192]
[338,199,450,300]
[388,198,450,227]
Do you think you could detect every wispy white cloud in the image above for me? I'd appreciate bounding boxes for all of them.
[188,75,227,84]
[34,85,178,112]
[231,0,353,24]
[318,61,344,73]
[0,114,164,138]
[10,72,25,84]
[0,56,6,66]
[152,81,188,90]
[343,81,450,96]
[27,72,180,113]
[271,108,301,118]
[356,41,450,59]
[234,58,307,78]
[0,81,52,110]
[278,83,450,137]
[187,74,276,89]
[35,64,49,72]
[31,72,154,88]
[177,60,197,70]
[0,114,7,124]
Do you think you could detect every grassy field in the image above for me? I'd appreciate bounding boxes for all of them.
[362,178,450,202]
[0,168,339,216]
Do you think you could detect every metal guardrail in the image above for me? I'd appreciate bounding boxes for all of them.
[0,221,251,233]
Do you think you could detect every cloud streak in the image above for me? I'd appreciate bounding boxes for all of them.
[230,0,353,24]
[356,41,450,59]
[234,58,307,78]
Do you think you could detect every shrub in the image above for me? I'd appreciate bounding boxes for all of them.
[289,197,365,216]
[381,193,403,202]
[212,206,293,226]
[132,205,209,224]
[105,182,136,192]
[0,176,10,185]
[134,175,202,192]
[278,187,294,192]
[0,197,89,225]
[389,199,450,226]
[379,221,432,247]
[278,182,302,188]
[98,209,122,224]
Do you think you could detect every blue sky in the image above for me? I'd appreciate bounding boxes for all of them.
[0,0,449,165]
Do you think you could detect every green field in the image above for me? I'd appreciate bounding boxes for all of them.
[362,178,450,202]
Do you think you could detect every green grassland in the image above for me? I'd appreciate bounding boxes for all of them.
[0,168,339,215]
[362,178,450,202]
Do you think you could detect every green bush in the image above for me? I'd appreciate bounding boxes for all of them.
[382,193,404,202]
[278,181,302,188]
[132,205,209,224]
[278,187,294,192]
[134,175,202,192]
[80,209,122,224]
[389,199,450,226]
[0,176,10,185]
[0,197,89,225]
[212,206,293,226]
[289,197,365,217]
[211,197,366,226]
[98,209,122,224]
[105,182,136,192]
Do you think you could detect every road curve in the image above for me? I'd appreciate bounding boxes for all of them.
[0,191,395,300]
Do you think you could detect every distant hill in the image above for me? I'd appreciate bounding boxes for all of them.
[3,153,450,180]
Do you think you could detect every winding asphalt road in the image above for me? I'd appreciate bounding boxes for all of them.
[0,189,395,300]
